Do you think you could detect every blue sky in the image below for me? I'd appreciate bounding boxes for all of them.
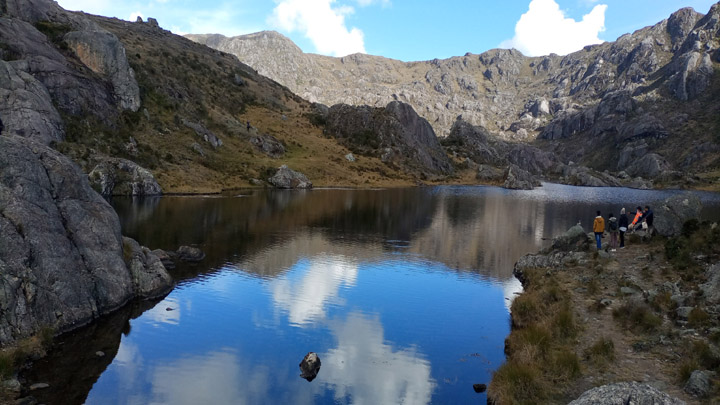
[56,0,719,61]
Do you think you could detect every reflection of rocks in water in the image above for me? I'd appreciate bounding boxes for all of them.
[111,196,162,228]
[410,191,551,279]
[19,298,163,404]
[299,352,321,382]
[111,189,440,281]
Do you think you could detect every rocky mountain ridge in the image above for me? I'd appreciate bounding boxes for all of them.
[188,4,720,187]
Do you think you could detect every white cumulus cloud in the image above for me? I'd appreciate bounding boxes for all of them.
[129,11,144,22]
[268,0,366,57]
[500,0,607,56]
[56,0,112,13]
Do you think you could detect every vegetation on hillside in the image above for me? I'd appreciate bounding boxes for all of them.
[489,223,720,403]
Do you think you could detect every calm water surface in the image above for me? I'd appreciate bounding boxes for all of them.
[24,184,720,404]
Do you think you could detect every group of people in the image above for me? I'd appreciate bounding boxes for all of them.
[592,206,654,251]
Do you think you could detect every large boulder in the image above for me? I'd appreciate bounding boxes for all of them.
[625,153,671,179]
[88,158,162,197]
[653,193,702,237]
[683,370,716,398]
[551,225,591,252]
[569,382,686,404]
[122,237,173,298]
[0,59,64,145]
[64,30,141,112]
[0,135,172,345]
[561,164,622,187]
[268,165,312,189]
[700,263,720,305]
[502,164,540,190]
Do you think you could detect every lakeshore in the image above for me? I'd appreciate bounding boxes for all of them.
[489,222,720,403]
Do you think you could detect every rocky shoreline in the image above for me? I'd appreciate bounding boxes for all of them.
[488,196,720,403]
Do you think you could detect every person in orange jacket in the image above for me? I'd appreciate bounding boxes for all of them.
[593,211,605,250]
[629,206,643,232]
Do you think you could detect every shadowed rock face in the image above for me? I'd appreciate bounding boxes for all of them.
[0,0,140,119]
[64,30,141,112]
[0,135,171,345]
[325,101,453,178]
[0,59,64,144]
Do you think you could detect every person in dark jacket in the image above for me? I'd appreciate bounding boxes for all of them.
[642,206,654,229]
[607,213,619,251]
[618,208,629,248]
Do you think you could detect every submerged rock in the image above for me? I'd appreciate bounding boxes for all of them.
[472,383,487,393]
[176,246,206,262]
[299,352,321,382]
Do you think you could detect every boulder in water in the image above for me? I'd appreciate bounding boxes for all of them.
[299,352,321,382]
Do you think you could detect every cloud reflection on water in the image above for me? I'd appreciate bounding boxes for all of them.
[270,255,358,326]
[319,312,435,405]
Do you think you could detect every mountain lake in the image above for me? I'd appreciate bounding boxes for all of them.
[21,184,720,404]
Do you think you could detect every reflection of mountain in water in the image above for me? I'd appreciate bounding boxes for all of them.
[410,190,552,279]
[113,186,720,282]
[112,189,439,280]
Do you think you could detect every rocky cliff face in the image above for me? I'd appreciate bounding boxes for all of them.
[324,101,454,178]
[0,0,174,345]
[189,4,720,185]
[0,135,172,345]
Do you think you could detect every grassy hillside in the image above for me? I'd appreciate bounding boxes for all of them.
[55,16,445,193]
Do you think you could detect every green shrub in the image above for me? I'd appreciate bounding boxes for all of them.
[489,361,545,405]
[678,359,700,384]
[549,350,581,380]
[0,352,13,379]
[553,307,578,340]
[613,301,662,333]
[584,337,615,367]
[511,292,542,328]
[510,325,552,358]
[688,307,710,328]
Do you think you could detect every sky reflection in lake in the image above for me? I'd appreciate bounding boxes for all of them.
[24,185,720,404]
